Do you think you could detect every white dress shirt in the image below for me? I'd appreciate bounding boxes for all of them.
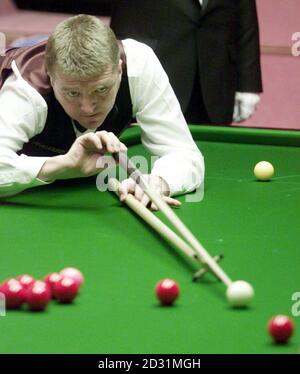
[0,39,204,198]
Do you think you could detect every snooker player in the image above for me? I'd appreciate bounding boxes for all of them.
[0,15,204,208]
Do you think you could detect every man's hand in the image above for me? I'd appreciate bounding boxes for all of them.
[233,92,260,122]
[38,131,127,181]
[66,131,127,177]
[119,175,181,210]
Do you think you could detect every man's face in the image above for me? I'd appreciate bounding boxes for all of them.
[50,62,122,129]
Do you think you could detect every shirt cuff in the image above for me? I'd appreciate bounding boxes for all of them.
[235,92,260,105]
[150,152,204,197]
[17,154,53,185]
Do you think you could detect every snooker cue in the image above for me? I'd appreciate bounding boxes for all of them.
[109,178,222,279]
[192,254,224,281]
[112,152,233,287]
[109,178,198,261]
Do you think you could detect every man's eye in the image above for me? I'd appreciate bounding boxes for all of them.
[67,91,80,97]
[96,87,108,94]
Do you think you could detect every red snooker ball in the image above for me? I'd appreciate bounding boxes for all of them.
[60,267,84,288]
[26,281,51,311]
[44,272,62,297]
[1,279,26,309]
[155,279,180,306]
[268,315,294,344]
[53,277,79,303]
[17,274,35,289]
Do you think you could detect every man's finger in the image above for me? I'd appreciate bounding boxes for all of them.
[140,193,150,207]
[119,178,135,201]
[99,131,116,153]
[81,133,103,151]
[163,196,182,207]
[134,183,144,202]
[150,202,158,211]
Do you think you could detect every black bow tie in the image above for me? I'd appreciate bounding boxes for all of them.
[73,120,87,133]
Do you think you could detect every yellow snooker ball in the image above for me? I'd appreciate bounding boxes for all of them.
[254,161,274,181]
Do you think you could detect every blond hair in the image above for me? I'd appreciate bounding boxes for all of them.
[45,15,120,78]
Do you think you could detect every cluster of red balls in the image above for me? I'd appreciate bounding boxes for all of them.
[0,267,84,311]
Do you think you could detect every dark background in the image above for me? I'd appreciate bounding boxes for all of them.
[14,0,113,15]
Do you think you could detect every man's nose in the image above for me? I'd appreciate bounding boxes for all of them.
[79,97,97,115]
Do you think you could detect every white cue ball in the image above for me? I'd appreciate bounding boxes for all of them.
[254,161,274,181]
[226,280,254,307]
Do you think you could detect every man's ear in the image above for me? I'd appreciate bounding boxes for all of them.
[118,59,122,71]
[47,69,55,87]
[48,74,54,87]
[118,59,123,78]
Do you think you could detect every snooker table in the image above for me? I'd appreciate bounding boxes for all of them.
[0,125,300,354]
